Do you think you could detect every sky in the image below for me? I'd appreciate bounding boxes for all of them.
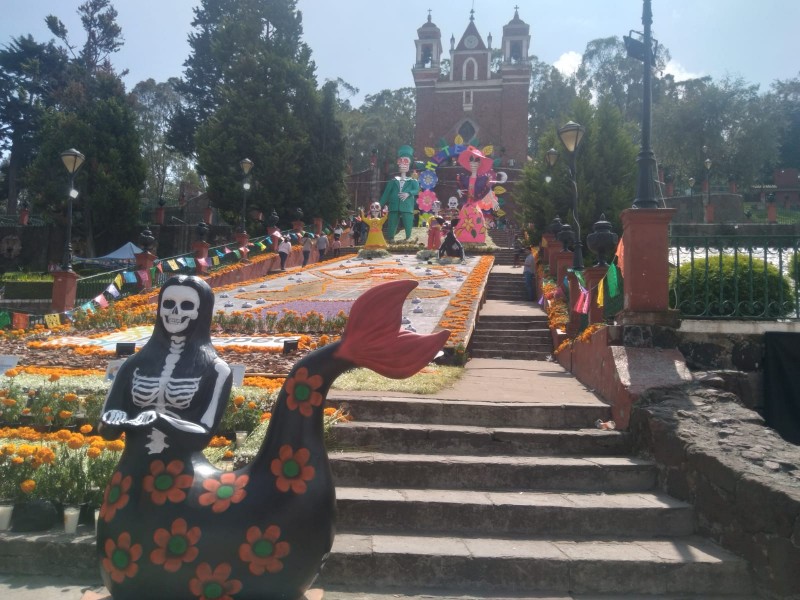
[0,0,798,106]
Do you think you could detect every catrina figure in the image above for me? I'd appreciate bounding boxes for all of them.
[96,275,449,599]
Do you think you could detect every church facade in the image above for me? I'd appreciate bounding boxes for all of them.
[412,8,531,169]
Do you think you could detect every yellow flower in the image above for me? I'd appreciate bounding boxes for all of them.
[58,410,74,420]
[80,424,93,434]
[87,447,102,459]
[63,393,79,402]
[107,440,126,452]
[20,479,36,494]
[233,395,245,407]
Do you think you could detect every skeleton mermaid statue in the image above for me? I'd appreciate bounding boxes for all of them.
[99,275,232,454]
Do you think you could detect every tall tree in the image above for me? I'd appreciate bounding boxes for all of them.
[516,98,637,250]
[130,77,194,205]
[528,57,577,157]
[186,0,348,228]
[0,36,68,214]
[770,74,800,171]
[339,88,416,174]
[24,1,145,256]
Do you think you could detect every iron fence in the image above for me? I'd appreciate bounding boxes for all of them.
[669,234,800,320]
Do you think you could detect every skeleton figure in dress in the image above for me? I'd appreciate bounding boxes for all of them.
[98,275,232,454]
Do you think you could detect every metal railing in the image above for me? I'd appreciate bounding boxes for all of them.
[669,234,800,320]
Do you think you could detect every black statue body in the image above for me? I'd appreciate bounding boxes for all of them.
[97,275,449,599]
[439,220,465,261]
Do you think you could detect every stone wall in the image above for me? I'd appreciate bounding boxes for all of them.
[630,385,800,599]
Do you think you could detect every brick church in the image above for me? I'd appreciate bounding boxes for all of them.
[411,7,531,223]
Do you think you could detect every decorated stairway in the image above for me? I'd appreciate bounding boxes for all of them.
[321,395,754,598]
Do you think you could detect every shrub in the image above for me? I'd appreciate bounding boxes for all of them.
[670,255,796,318]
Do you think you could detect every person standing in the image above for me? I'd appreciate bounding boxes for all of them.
[302,233,314,267]
[278,236,292,271]
[316,232,329,261]
[523,246,536,301]
[331,235,341,258]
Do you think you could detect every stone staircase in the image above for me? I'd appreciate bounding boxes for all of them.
[322,396,754,598]
[468,271,552,360]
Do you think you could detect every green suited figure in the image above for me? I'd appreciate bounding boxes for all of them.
[381,145,420,241]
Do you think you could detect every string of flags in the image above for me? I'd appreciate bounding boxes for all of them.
[1,235,281,331]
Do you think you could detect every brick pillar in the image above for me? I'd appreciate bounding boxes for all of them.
[203,206,213,224]
[154,206,165,225]
[665,181,674,197]
[541,233,557,264]
[729,180,737,193]
[192,241,210,273]
[767,203,777,224]
[234,232,250,260]
[51,270,79,313]
[18,208,29,226]
[567,272,583,337]
[583,265,608,326]
[704,202,715,224]
[313,217,323,236]
[135,251,157,291]
[555,251,574,295]
[617,208,678,324]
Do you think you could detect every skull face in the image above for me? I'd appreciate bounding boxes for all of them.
[160,286,200,334]
[397,157,410,175]
[370,202,381,217]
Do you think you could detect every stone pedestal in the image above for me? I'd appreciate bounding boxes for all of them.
[234,232,250,261]
[583,265,608,326]
[135,251,157,291]
[51,270,79,313]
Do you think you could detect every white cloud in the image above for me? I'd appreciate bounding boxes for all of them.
[663,60,704,82]
[553,51,582,77]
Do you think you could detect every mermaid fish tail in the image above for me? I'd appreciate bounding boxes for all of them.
[334,279,451,378]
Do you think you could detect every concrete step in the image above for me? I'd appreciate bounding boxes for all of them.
[469,348,552,360]
[320,533,754,596]
[330,452,657,492]
[468,344,553,357]
[470,328,550,337]
[326,397,612,429]
[331,422,629,456]
[477,315,548,325]
[320,590,754,600]
[470,334,551,346]
[336,487,695,537]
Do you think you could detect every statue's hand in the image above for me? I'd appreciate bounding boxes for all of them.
[101,409,128,425]
[398,192,409,200]
[456,189,464,198]
[128,410,159,427]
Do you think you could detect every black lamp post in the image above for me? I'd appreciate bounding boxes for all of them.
[544,147,559,183]
[239,158,254,234]
[60,148,85,271]
[704,155,712,223]
[557,120,586,269]
[627,0,659,209]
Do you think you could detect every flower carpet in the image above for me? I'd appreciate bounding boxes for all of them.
[29,253,491,353]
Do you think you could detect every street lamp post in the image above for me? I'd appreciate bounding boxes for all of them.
[239,158,254,234]
[60,148,86,271]
[626,0,658,209]
[544,147,559,183]
[704,156,712,223]
[557,121,586,270]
